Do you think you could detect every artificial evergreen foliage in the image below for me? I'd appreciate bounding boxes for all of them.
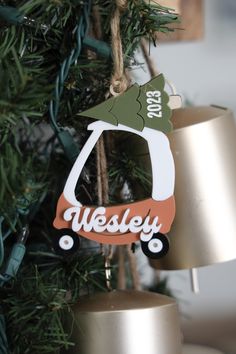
[1,253,107,353]
[0,1,179,352]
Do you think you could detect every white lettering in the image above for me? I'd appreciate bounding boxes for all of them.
[106,215,119,233]
[63,206,162,240]
[146,90,162,118]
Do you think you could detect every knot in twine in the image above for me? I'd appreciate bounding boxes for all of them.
[116,0,127,11]
[110,0,128,96]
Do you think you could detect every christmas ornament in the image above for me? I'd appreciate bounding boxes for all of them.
[53,74,181,259]
[61,290,182,354]
[144,105,236,269]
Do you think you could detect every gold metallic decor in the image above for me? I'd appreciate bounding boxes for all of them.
[150,106,236,269]
[62,290,182,354]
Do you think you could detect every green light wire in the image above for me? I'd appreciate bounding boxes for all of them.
[0,216,15,268]
[0,218,4,268]
[0,314,8,354]
[0,215,26,354]
[49,0,92,147]
[0,217,9,354]
[0,3,91,351]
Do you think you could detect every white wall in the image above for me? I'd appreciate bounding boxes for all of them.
[135,0,236,320]
[135,0,236,113]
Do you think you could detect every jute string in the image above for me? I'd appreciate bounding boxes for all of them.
[92,4,142,291]
[141,37,159,77]
[91,6,109,208]
[110,0,128,95]
[92,6,113,283]
[126,246,141,290]
[111,0,141,290]
[96,135,113,288]
[92,5,102,39]
[117,245,126,289]
[117,246,141,291]
[96,137,109,206]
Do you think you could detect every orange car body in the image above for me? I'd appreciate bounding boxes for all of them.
[53,194,175,245]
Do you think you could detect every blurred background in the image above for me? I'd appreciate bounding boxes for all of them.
[134,0,236,353]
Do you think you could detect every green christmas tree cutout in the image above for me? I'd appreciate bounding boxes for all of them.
[78,94,117,126]
[137,74,172,133]
[111,84,144,131]
[78,74,172,133]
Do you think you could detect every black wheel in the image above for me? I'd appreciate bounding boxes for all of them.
[53,228,80,256]
[141,233,169,259]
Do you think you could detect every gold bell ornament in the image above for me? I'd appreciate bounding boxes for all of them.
[61,290,182,354]
[148,106,236,281]
[129,41,236,284]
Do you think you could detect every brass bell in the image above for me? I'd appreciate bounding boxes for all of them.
[150,105,236,270]
[62,290,182,354]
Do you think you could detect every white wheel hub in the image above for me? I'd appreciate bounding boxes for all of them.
[59,235,74,250]
[148,238,163,253]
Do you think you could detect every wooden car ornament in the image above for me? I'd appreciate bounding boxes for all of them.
[53,74,181,259]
